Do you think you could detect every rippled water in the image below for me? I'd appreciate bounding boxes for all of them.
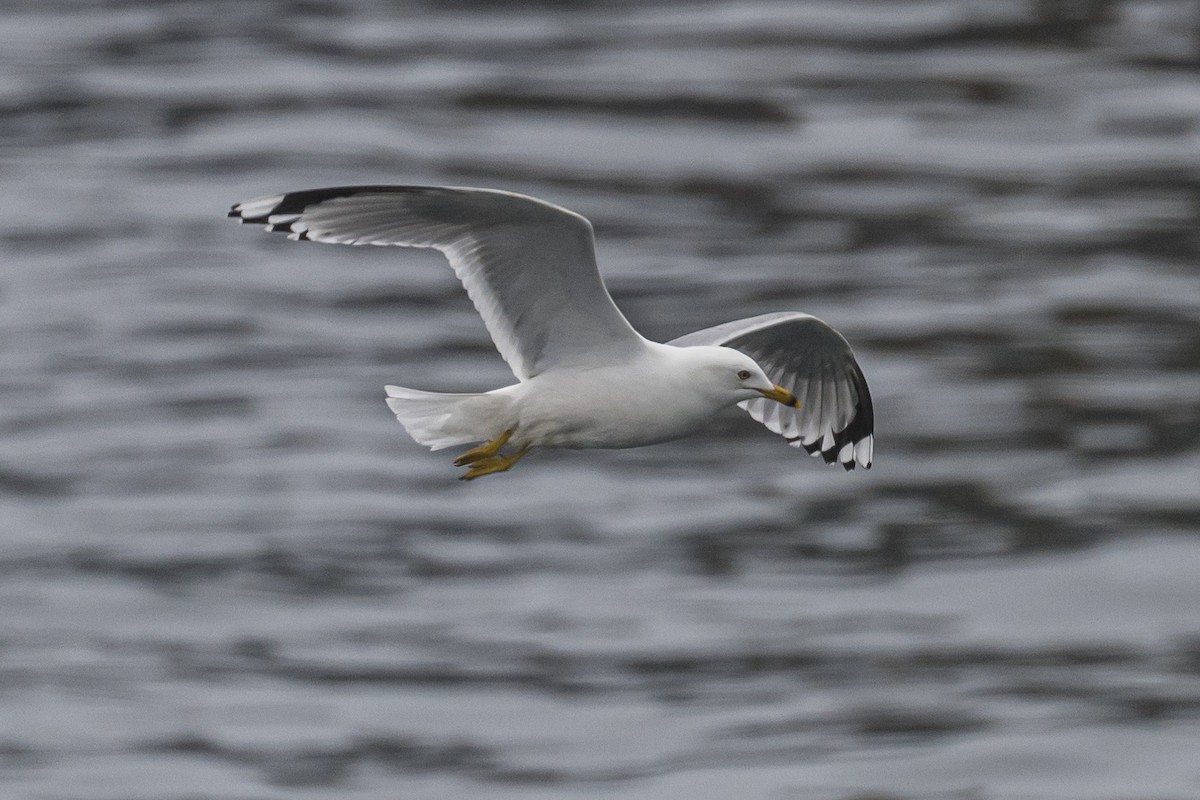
[3,1,1200,798]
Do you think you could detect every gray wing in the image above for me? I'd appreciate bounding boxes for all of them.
[229,185,645,380]
[671,312,874,470]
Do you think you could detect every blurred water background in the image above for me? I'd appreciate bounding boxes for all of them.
[3,1,1200,798]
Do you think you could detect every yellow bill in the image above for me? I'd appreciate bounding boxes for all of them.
[757,384,800,408]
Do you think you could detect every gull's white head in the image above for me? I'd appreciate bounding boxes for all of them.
[684,346,800,409]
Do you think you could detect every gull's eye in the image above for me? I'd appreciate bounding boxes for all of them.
[737,369,752,380]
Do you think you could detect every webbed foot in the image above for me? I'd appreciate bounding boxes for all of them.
[453,429,514,466]
[458,443,531,480]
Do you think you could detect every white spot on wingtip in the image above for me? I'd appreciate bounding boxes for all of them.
[854,435,874,468]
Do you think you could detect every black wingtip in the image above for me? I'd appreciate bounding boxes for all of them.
[228,186,411,231]
[792,369,874,470]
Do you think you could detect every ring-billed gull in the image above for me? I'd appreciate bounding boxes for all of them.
[230,186,873,479]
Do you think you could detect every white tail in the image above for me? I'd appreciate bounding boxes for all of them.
[384,385,506,450]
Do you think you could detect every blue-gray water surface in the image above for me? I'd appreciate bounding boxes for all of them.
[3,1,1200,798]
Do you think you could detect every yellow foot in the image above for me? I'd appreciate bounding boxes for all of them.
[458,444,531,481]
[453,429,514,467]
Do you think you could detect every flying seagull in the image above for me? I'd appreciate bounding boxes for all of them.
[229,186,873,479]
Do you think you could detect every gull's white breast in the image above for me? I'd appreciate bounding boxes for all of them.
[504,345,722,450]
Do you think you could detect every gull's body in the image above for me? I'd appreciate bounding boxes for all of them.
[230,185,874,478]
[403,342,784,452]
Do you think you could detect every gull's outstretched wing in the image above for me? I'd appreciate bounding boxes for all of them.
[229,186,645,380]
[670,312,874,470]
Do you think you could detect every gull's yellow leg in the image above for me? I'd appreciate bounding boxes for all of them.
[459,444,531,481]
[453,429,514,467]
